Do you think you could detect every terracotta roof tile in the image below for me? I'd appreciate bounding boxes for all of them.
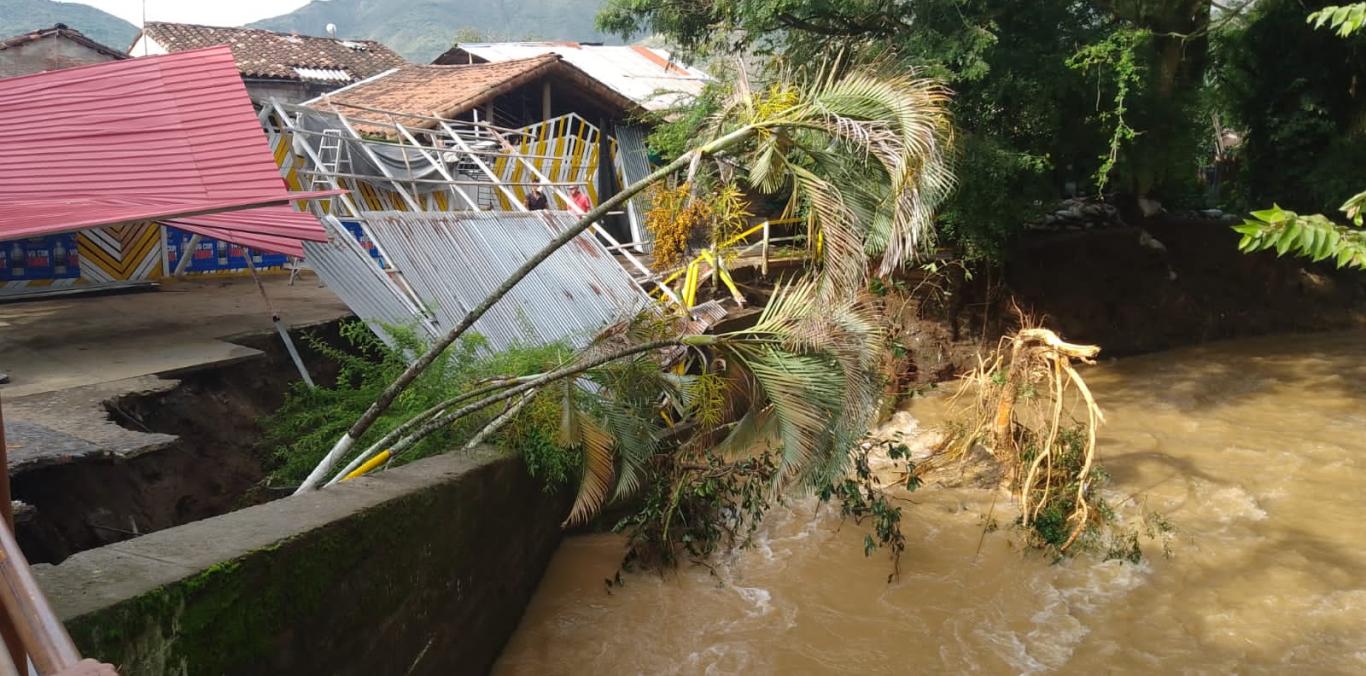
[0,24,127,60]
[140,22,406,82]
[315,56,558,121]
[310,55,641,131]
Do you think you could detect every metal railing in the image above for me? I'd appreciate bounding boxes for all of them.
[263,100,681,306]
[654,218,808,308]
[0,396,115,675]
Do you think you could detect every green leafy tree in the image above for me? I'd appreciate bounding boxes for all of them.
[1231,2,1366,269]
[600,0,1223,259]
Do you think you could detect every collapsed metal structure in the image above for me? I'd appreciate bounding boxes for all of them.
[262,99,672,351]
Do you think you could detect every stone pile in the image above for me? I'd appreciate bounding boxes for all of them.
[1026,198,1125,231]
[1026,199,1243,232]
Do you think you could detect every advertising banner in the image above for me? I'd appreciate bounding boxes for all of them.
[164,228,288,273]
[0,234,81,281]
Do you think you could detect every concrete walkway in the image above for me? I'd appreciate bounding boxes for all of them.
[0,274,350,470]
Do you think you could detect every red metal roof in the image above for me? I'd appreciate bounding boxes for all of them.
[0,46,334,246]
[167,206,331,257]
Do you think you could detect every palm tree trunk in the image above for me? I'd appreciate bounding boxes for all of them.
[295,126,760,493]
[379,337,691,463]
[324,376,528,487]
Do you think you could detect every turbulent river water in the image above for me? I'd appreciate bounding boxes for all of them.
[494,330,1366,674]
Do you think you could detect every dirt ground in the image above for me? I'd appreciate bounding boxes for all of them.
[0,273,349,470]
[0,274,351,562]
[0,273,348,398]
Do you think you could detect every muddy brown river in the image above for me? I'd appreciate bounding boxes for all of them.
[495,330,1366,674]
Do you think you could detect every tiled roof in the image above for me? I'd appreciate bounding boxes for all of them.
[310,55,640,128]
[0,24,127,60]
[437,42,710,111]
[139,22,406,82]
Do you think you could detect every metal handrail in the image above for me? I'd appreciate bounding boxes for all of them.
[0,396,110,675]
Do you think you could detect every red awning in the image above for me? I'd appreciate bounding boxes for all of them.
[0,46,335,245]
[165,206,330,257]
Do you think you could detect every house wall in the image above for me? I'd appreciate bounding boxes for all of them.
[244,79,316,106]
[0,36,118,78]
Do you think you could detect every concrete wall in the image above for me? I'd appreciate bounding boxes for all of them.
[33,449,567,676]
[243,79,314,106]
[0,37,118,78]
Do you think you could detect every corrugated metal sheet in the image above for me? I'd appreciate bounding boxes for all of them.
[0,46,333,241]
[614,124,654,249]
[456,43,709,111]
[166,206,336,257]
[362,210,652,352]
[293,67,352,82]
[303,216,438,347]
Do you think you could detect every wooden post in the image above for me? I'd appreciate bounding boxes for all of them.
[760,220,770,277]
[541,81,552,122]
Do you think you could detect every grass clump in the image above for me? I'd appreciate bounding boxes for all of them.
[264,320,577,486]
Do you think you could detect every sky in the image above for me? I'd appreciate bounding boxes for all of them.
[61,0,314,27]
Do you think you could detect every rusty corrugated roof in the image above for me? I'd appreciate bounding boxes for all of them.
[0,46,333,245]
[357,210,652,353]
[140,22,406,82]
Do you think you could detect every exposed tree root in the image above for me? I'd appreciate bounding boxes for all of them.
[926,323,1109,554]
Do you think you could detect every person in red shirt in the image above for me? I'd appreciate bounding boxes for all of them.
[569,186,592,213]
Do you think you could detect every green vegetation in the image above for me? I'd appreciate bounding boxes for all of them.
[599,0,1211,259]
[1224,1,1366,269]
[267,322,576,484]
[818,439,914,580]
[601,0,1366,266]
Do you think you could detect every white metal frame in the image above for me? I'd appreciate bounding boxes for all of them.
[263,99,682,304]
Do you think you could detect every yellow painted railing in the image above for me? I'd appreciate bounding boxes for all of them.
[655,218,808,309]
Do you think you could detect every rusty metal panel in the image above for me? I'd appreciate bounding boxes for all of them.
[361,210,651,352]
[454,43,709,111]
[614,124,654,249]
[303,216,438,348]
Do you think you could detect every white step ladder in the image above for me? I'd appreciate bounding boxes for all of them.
[312,129,352,195]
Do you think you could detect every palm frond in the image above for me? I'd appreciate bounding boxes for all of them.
[563,407,616,527]
[723,343,845,480]
[715,67,955,287]
[712,405,779,459]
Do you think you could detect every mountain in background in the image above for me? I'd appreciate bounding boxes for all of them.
[250,0,615,62]
[0,0,137,47]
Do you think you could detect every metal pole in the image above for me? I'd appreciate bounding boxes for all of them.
[386,118,480,210]
[243,251,315,388]
[172,234,200,277]
[0,396,81,674]
[481,125,682,304]
[435,121,527,210]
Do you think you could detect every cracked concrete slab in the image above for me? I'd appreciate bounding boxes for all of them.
[0,274,350,472]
